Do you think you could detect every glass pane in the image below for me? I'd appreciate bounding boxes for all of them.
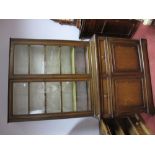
[14,45,29,74]
[30,82,45,114]
[62,82,73,112]
[30,45,44,74]
[61,46,72,74]
[75,47,86,74]
[46,82,61,113]
[13,83,28,115]
[77,81,88,111]
[46,46,60,74]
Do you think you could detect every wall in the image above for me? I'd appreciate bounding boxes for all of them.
[133,23,155,134]
[0,19,99,135]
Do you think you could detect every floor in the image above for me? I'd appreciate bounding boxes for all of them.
[133,23,155,134]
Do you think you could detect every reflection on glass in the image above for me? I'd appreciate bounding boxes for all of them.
[46,82,61,113]
[62,82,73,112]
[13,83,28,115]
[46,46,60,74]
[14,45,29,74]
[75,47,86,74]
[61,46,71,74]
[30,82,45,114]
[77,81,88,111]
[30,45,44,74]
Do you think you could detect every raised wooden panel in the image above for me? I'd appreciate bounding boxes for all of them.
[111,43,141,73]
[113,78,145,114]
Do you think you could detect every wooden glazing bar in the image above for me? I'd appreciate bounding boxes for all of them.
[60,81,63,112]
[10,74,91,80]
[71,47,77,112]
[44,82,47,113]
[28,82,30,114]
[28,45,30,75]
[44,45,46,74]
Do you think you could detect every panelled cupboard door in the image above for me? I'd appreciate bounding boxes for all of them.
[95,35,155,118]
[108,38,146,116]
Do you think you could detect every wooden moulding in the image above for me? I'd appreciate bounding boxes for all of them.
[10,38,88,47]
[140,39,155,114]
[89,35,101,118]
[9,111,94,122]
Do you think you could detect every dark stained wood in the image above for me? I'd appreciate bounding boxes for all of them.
[95,35,155,118]
[79,19,140,39]
[109,40,141,73]
[10,74,92,81]
[101,79,111,116]
[113,77,145,115]
[140,39,155,114]
[8,111,93,122]
[100,115,151,135]
[89,35,101,118]
[51,19,81,28]
[8,81,13,122]
[8,36,155,123]
[11,38,88,47]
